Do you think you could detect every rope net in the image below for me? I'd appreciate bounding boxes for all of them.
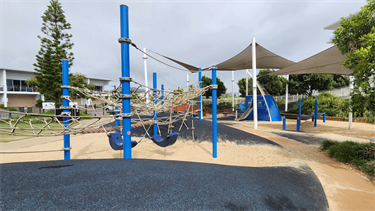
[0,79,210,137]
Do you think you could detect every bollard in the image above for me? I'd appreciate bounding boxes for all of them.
[283,116,286,130]
[323,112,326,123]
[296,116,300,132]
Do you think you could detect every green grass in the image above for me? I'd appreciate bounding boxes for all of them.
[0,122,69,143]
[320,140,375,178]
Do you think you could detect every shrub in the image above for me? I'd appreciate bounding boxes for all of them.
[4,107,18,111]
[288,93,349,117]
[321,140,375,177]
[275,99,285,107]
[0,104,4,108]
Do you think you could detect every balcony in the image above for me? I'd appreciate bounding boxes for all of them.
[1,85,38,92]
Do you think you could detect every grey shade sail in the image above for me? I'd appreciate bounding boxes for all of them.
[151,42,295,72]
[265,46,352,77]
[215,43,295,70]
[152,51,200,72]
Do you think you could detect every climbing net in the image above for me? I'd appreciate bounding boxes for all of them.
[0,79,211,137]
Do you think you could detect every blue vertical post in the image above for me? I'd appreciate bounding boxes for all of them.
[314,99,318,127]
[120,5,131,159]
[199,68,202,121]
[153,72,157,136]
[62,60,70,160]
[161,84,164,106]
[283,116,286,130]
[115,106,119,133]
[212,66,217,158]
[323,112,326,123]
[297,100,301,132]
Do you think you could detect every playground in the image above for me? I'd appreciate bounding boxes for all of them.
[1,115,374,210]
[1,3,375,211]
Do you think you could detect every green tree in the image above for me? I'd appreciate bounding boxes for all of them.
[289,74,334,97]
[332,0,375,116]
[31,0,74,106]
[237,77,251,97]
[201,76,227,98]
[69,73,95,99]
[257,69,286,96]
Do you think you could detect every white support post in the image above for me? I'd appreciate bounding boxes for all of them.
[187,74,189,89]
[285,75,289,112]
[252,38,257,129]
[2,70,7,107]
[232,71,234,111]
[143,48,149,104]
[246,69,249,96]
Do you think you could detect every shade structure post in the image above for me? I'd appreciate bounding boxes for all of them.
[119,5,132,159]
[212,66,217,158]
[252,37,257,129]
[314,100,318,127]
[285,75,289,112]
[232,71,234,111]
[187,74,189,88]
[153,72,157,136]
[199,68,202,121]
[143,47,149,104]
[62,60,70,160]
[246,69,249,96]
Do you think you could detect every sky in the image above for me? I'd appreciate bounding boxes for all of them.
[0,0,368,94]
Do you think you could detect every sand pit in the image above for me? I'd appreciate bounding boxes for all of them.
[0,133,295,167]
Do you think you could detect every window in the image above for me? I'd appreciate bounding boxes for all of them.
[94,86,103,92]
[6,79,35,92]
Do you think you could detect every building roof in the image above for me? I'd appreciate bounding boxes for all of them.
[1,67,112,82]
[324,11,359,30]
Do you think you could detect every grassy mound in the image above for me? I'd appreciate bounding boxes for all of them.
[321,140,375,178]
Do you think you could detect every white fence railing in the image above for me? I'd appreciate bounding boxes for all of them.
[189,86,352,106]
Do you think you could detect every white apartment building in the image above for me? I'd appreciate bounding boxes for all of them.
[0,67,111,107]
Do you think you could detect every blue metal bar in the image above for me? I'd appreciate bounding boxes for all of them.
[153,72,157,136]
[323,112,326,123]
[314,100,318,127]
[161,84,164,106]
[120,5,131,159]
[115,106,119,133]
[212,66,217,158]
[297,100,301,132]
[62,60,70,160]
[283,116,286,130]
[199,68,202,121]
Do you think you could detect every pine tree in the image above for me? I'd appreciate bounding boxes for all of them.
[31,0,74,106]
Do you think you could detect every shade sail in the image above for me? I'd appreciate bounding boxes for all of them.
[215,43,295,70]
[266,46,352,76]
[152,42,295,72]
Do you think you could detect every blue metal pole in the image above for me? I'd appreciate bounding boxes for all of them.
[161,84,164,106]
[120,5,131,159]
[323,112,326,123]
[62,60,70,160]
[283,116,286,130]
[199,68,202,121]
[212,66,217,158]
[314,99,318,127]
[153,72,157,136]
[115,106,119,133]
[297,100,301,132]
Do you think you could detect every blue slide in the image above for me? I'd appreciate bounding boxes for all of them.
[245,95,282,121]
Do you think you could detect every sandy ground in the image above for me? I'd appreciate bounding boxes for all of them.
[1,115,374,211]
[0,134,295,167]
